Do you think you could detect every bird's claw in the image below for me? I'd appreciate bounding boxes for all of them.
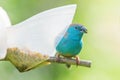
[55,53,61,62]
[75,56,80,66]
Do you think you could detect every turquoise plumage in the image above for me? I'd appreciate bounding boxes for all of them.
[56,24,87,68]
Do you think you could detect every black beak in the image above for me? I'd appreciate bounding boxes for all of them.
[81,26,87,33]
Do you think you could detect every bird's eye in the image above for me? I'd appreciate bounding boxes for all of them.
[75,27,78,29]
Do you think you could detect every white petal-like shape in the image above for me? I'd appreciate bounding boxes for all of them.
[0,7,11,28]
[7,4,76,57]
[0,7,11,59]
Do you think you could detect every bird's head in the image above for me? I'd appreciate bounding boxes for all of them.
[68,24,87,34]
[66,24,87,40]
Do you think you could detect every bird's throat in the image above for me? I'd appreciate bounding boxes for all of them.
[69,33,83,41]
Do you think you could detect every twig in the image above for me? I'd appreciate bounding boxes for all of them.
[4,48,91,72]
[48,57,91,68]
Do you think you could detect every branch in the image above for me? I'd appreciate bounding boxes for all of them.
[4,48,91,72]
[48,57,91,68]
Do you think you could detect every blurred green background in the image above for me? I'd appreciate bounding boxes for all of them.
[0,0,120,80]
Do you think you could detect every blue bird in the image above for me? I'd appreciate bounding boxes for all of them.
[56,24,87,68]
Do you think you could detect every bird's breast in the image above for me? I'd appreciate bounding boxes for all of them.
[56,38,82,56]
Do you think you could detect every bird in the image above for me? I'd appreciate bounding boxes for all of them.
[55,24,87,68]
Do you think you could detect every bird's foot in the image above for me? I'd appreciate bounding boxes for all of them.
[75,56,80,66]
[55,53,61,62]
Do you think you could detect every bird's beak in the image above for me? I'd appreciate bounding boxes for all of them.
[82,27,88,33]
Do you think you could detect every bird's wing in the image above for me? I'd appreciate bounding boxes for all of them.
[54,26,68,47]
[7,4,77,57]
